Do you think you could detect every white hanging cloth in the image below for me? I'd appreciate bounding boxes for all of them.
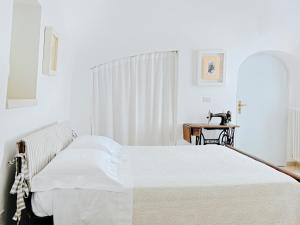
[91,51,178,145]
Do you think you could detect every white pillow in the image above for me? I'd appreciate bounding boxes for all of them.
[31,148,123,192]
[68,135,121,157]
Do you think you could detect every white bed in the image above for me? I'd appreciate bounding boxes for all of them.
[30,144,300,225]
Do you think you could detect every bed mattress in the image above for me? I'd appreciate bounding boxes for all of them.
[32,145,300,225]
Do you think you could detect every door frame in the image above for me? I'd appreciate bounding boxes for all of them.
[235,51,291,165]
[235,50,292,123]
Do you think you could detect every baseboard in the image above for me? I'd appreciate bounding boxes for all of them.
[287,161,300,167]
[0,210,5,225]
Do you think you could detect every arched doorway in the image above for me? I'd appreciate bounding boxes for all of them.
[236,53,289,166]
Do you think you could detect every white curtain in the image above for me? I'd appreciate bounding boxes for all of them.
[91,51,178,145]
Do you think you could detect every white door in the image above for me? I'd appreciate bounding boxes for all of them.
[236,54,288,166]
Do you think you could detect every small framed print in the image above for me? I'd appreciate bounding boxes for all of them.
[197,50,225,86]
[42,27,59,75]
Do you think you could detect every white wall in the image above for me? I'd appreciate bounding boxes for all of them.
[69,0,300,138]
[0,0,74,217]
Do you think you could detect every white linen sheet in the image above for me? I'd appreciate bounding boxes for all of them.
[32,145,300,225]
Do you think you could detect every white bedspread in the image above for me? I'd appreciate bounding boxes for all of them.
[32,145,300,225]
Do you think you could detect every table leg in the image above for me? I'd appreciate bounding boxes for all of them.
[231,128,236,146]
[199,128,203,145]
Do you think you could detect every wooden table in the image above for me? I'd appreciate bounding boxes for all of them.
[183,123,240,146]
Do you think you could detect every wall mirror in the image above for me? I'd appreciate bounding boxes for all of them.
[6,0,42,109]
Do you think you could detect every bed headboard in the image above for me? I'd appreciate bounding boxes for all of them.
[17,122,74,185]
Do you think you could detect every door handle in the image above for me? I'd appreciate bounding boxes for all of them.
[238,100,247,114]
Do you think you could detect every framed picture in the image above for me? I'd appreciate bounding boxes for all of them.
[197,50,225,86]
[42,27,59,75]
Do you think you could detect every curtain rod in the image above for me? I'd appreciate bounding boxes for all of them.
[90,50,178,70]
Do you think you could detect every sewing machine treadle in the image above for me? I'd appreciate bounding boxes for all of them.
[183,123,240,146]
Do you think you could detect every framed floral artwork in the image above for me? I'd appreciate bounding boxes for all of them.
[197,50,225,86]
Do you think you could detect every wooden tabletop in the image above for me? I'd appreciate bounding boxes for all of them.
[183,123,240,129]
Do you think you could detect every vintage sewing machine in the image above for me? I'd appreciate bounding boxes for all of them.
[183,110,238,146]
[207,111,232,125]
